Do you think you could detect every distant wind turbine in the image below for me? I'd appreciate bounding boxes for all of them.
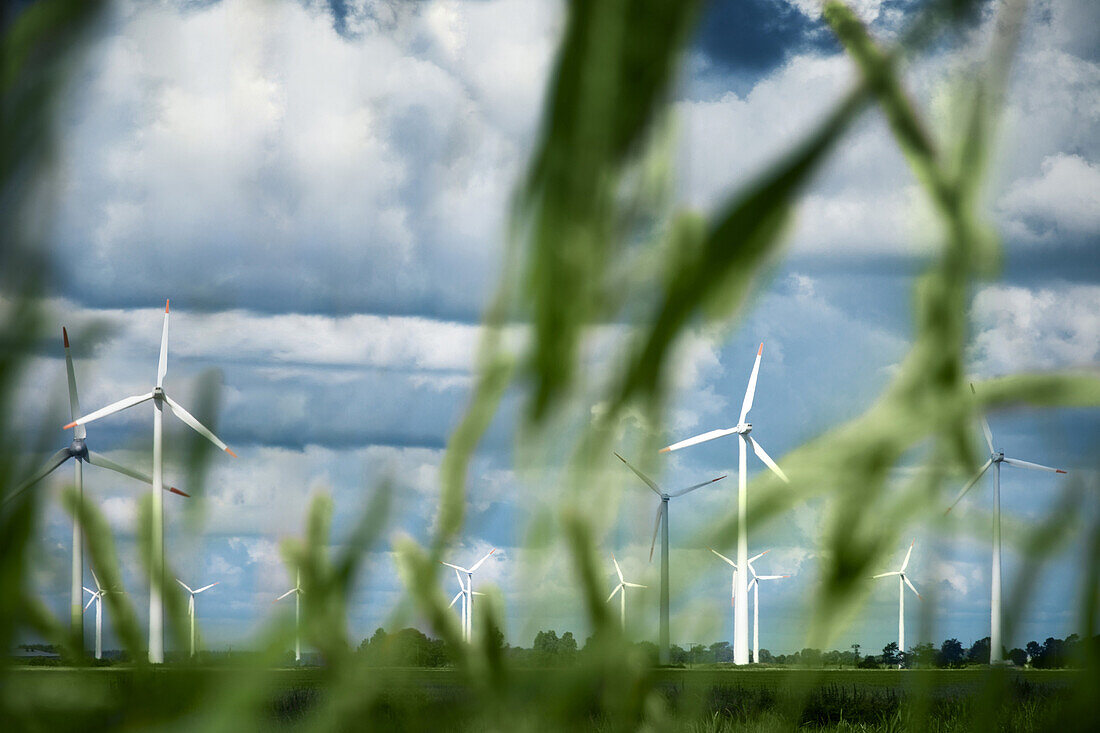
[745,553,789,665]
[8,327,187,648]
[709,547,774,663]
[275,570,303,663]
[64,301,236,663]
[176,578,218,658]
[615,452,724,664]
[82,568,120,660]
[947,384,1066,665]
[442,549,495,643]
[663,343,788,664]
[872,541,920,667]
[606,554,647,631]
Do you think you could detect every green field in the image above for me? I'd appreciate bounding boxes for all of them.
[3,666,1090,731]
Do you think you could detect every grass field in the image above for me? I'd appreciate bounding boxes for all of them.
[3,666,1089,731]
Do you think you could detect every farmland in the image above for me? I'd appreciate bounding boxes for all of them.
[2,666,1088,731]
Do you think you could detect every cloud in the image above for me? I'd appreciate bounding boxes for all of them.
[970,283,1100,375]
[998,154,1100,241]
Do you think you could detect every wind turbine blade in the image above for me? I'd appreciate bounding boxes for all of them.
[194,582,218,594]
[62,327,85,439]
[1003,457,1066,474]
[902,574,921,599]
[441,561,469,573]
[748,577,758,591]
[90,568,102,592]
[606,584,622,603]
[945,459,993,514]
[624,582,647,588]
[275,588,296,602]
[84,587,94,595]
[175,578,193,593]
[748,549,770,564]
[7,449,71,502]
[739,343,763,424]
[648,503,664,562]
[872,571,900,578]
[612,554,624,583]
[84,595,97,612]
[747,437,788,483]
[86,451,189,497]
[469,548,496,573]
[163,394,237,457]
[901,541,915,572]
[757,575,788,580]
[669,474,727,497]
[708,547,737,568]
[448,591,463,609]
[65,392,154,430]
[971,384,994,453]
[660,427,739,453]
[615,453,662,496]
[157,300,169,388]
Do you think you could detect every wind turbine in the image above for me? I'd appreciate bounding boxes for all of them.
[275,570,303,664]
[709,547,770,663]
[615,452,724,664]
[947,385,1066,665]
[872,541,920,667]
[662,343,788,664]
[745,552,788,665]
[606,554,647,631]
[441,549,495,643]
[176,578,218,658]
[64,301,236,663]
[82,569,120,660]
[8,327,187,647]
[447,569,467,640]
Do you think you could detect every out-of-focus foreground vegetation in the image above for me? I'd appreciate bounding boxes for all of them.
[2,0,1099,730]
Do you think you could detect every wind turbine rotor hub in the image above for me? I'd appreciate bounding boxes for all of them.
[993,451,1004,462]
[70,438,88,459]
[153,386,165,398]
[738,423,752,434]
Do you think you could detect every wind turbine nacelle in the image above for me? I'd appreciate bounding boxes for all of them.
[153,386,166,398]
[70,438,89,460]
[737,423,752,435]
[993,451,1004,462]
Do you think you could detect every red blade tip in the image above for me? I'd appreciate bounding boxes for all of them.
[63,327,69,347]
[1056,469,1066,474]
[165,299,170,313]
[169,487,191,498]
[225,448,238,458]
[62,421,77,430]
[757,342,763,355]
[659,447,671,454]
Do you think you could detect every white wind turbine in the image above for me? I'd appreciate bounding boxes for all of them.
[872,541,920,667]
[662,343,788,664]
[615,452,724,664]
[709,547,774,663]
[82,569,120,660]
[275,570,303,663]
[946,384,1066,665]
[746,553,789,665]
[64,301,236,663]
[8,327,187,647]
[441,549,495,643]
[606,554,647,631]
[446,568,485,643]
[176,578,218,658]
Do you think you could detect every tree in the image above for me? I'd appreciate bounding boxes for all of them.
[858,654,880,669]
[710,641,733,663]
[882,642,900,668]
[799,648,822,667]
[908,642,936,668]
[967,637,990,665]
[1026,640,1043,666]
[559,631,578,663]
[756,648,774,664]
[851,644,861,665]
[939,638,965,668]
[1008,648,1028,667]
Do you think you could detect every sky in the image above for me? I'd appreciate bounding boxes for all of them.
[9,0,1100,656]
